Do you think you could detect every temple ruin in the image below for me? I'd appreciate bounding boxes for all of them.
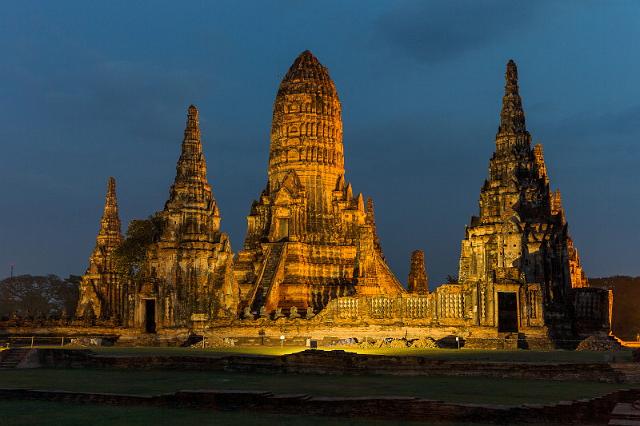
[50,53,613,346]
[134,106,238,330]
[434,60,609,340]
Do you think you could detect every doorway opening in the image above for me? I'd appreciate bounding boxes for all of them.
[497,292,518,332]
[144,299,156,333]
[276,218,289,241]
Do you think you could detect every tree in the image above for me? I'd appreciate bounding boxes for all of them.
[446,274,459,284]
[0,274,79,317]
[113,214,164,277]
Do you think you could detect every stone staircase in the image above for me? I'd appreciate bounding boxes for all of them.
[0,348,31,369]
[610,402,640,425]
[251,243,285,311]
[495,332,518,350]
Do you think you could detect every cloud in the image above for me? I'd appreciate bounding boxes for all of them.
[375,0,547,63]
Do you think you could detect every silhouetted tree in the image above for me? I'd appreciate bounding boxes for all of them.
[0,274,79,317]
[113,214,163,277]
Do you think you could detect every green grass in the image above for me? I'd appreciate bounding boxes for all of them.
[0,400,515,426]
[0,368,628,405]
[85,345,631,363]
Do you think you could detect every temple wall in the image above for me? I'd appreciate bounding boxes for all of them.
[572,287,613,334]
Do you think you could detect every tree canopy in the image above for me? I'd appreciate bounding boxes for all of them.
[0,274,79,317]
[113,214,164,277]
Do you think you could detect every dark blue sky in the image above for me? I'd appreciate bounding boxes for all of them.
[1,1,639,285]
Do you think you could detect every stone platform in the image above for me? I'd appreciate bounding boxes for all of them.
[0,321,612,351]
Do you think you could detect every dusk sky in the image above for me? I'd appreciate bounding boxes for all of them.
[1,1,639,286]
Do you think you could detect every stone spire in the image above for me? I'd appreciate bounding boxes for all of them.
[459,59,590,320]
[407,250,429,294]
[134,105,238,328]
[498,60,527,136]
[269,50,344,212]
[76,176,123,320]
[488,60,535,184]
[97,177,122,245]
[165,105,214,211]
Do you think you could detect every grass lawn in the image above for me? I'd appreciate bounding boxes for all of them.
[0,368,628,405]
[86,345,632,363]
[0,400,509,426]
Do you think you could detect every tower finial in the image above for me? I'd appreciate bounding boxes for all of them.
[498,59,527,135]
[175,104,205,182]
[106,176,116,207]
[184,104,200,141]
[281,50,334,88]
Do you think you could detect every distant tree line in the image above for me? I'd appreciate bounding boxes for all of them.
[0,274,79,318]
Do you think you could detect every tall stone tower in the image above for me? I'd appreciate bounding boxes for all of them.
[407,250,429,295]
[235,51,404,315]
[268,50,344,222]
[457,60,587,330]
[134,106,238,331]
[76,177,124,320]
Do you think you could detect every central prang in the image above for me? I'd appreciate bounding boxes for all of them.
[234,50,405,315]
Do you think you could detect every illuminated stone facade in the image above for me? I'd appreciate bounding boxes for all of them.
[76,177,124,321]
[68,55,610,342]
[234,51,405,316]
[132,106,238,330]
